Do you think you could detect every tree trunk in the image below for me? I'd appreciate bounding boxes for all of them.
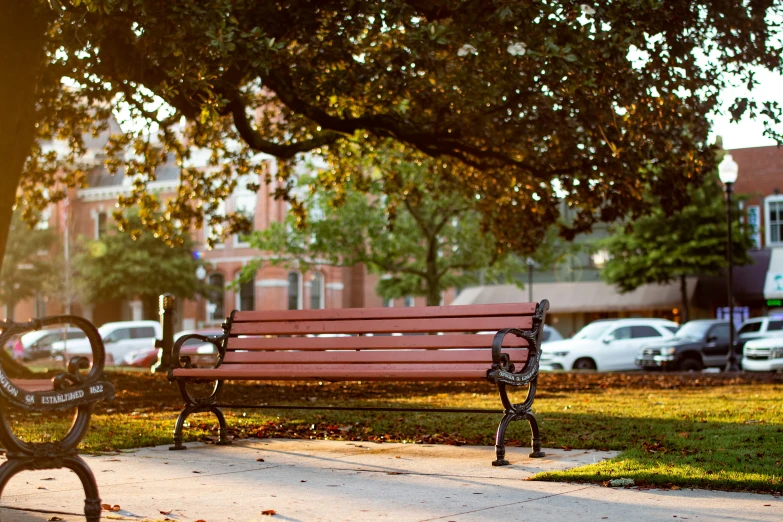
[425,282,441,307]
[679,275,690,324]
[0,1,51,379]
[0,1,49,276]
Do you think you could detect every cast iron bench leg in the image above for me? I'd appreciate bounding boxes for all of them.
[64,455,103,522]
[171,404,231,450]
[0,455,102,522]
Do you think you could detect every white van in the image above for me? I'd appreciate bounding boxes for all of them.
[51,320,162,366]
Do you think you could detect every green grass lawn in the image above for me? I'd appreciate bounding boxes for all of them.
[7,371,783,493]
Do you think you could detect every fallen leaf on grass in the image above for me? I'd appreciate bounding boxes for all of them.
[262,509,277,515]
[677,432,689,438]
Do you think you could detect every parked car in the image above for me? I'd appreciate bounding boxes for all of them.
[540,318,679,371]
[478,325,563,344]
[123,328,223,368]
[52,320,162,366]
[541,325,564,343]
[741,336,783,372]
[19,327,87,362]
[635,319,730,372]
[736,316,783,353]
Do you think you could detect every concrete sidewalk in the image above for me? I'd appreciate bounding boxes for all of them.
[1,439,780,521]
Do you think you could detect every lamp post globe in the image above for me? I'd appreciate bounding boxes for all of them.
[719,153,740,372]
[718,154,738,184]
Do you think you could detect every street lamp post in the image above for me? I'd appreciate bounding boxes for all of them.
[196,265,207,328]
[719,153,740,372]
[525,258,536,302]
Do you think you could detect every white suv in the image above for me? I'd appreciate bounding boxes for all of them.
[742,335,783,372]
[52,320,162,366]
[737,317,783,347]
[540,318,679,371]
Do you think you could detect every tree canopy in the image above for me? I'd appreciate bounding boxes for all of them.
[243,145,567,305]
[597,166,754,322]
[3,0,783,274]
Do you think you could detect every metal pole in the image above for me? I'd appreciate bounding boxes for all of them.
[152,294,176,373]
[64,214,71,315]
[526,257,535,303]
[725,183,739,372]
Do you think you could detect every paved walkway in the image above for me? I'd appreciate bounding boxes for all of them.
[1,440,780,521]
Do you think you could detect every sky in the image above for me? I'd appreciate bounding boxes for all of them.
[709,67,783,150]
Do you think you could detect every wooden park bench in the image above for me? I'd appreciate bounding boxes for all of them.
[0,316,114,522]
[168,300,549,466]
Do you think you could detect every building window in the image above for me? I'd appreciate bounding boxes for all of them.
[288,272,302,310]
[768,199,783,246]
[310,272,324,309]
[207,273,225,322]
[237,273,255,311]
[383,298,394,307]
[404,295,415,307]
[97,212,108,239]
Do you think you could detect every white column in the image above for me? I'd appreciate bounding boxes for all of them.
[130,300,143,321]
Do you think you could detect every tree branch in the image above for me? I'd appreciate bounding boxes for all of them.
[228,98,341,159]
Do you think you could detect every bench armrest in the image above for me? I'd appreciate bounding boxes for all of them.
[168,332,228,375]
[488,299,549,386]
[0,315,115,411]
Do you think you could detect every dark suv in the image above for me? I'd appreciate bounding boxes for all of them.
[635,319,731,372]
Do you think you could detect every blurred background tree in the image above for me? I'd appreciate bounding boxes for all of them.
[0,211,56,321]
[74,210,207,319]
[243,144,569,305]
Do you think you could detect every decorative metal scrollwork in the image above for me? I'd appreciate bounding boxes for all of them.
[0,315,113,522]
[485,300,550,466]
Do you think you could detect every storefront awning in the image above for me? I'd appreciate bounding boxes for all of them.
[764,247,783,300]
[450,279,696,314]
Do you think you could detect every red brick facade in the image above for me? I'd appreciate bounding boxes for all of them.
[730,146,783,249]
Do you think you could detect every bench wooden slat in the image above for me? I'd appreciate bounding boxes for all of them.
[230,316,533,336]
[9,379,54,392]
[223,348,529,365]
[226,333,529,351]
[233,303,536,323]
[173,364,490,381]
